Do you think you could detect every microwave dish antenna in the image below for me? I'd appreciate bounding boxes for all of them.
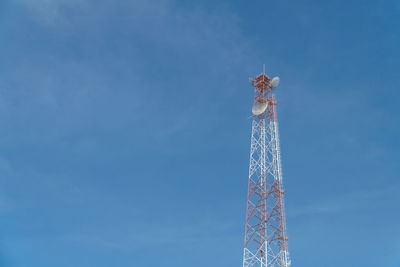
[252,98,268,115]
[271,76,280,89]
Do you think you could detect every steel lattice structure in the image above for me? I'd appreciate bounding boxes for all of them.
[242,72,291,267]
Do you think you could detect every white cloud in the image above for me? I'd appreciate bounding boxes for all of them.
[17,0,86,25]
[289,185,399,217]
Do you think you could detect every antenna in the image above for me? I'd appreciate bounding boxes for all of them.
[263,64,266,75]
[249,77,255,86]
[252,98,268,115]
[271,76,280,90]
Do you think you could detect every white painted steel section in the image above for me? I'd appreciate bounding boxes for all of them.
[242,101,291,267]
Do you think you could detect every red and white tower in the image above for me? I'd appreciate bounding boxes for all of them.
[242,70,291,267]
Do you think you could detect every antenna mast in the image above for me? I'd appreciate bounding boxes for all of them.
[242,70,291,267]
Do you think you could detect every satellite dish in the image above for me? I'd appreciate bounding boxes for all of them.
[271,76,280,89]
[252,98,268,115]
[249,77,255,86]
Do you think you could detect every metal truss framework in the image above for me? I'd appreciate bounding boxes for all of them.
[243,73,291,267]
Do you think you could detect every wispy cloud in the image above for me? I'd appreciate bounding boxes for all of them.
[16,0,86,25]
[43,215,238,252]
[1,1,249,256]
[289,185,399,217]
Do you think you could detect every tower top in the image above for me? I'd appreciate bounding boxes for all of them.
[250,71,280,117]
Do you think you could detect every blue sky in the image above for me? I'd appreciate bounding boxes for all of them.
[0,0,399,266]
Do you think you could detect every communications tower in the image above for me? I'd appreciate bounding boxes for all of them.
[242,70,291,267]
